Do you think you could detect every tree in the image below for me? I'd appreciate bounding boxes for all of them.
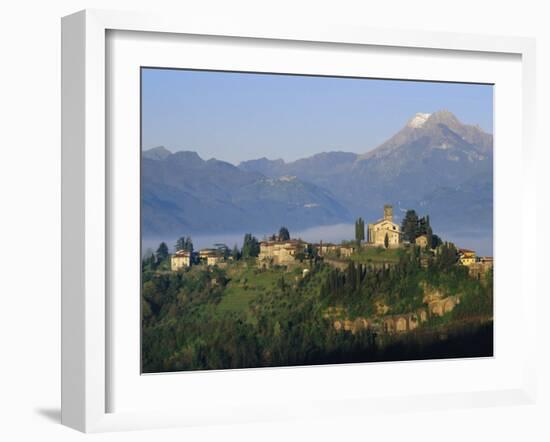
[384,233,389,249]
[175,236,193,252]
[426,225,433,250]
[304,243,314,260]
[401,210,419,242]
[431,234,442,249]
[214,243,230,259]
[231,244,241,260]
[175,237,185,252]
[155,242,169,262]
[278,226,290,241]
[242,233,260,258]
[434,242,458,270]
[355,217,365,243]
[142,252,157,270]
[417,215,431,236]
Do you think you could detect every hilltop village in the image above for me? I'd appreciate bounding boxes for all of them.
[168,204,492,277]
[144,205,494,336]
[142,204,493,372]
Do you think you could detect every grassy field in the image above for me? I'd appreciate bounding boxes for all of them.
[348,246,403,264]
[214,247,404,318]
[216,262,299,317]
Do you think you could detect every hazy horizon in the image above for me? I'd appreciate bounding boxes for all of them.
[141,68,493,164]
[142,223,493,258]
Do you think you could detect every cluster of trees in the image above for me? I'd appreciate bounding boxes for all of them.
[429,242,459,271]
[141,267,223,321]
[175,236,194,252]
[241,233,260,258]
[211,243,227,257]
[320,255,422,314]
[146,226,297,271]
[140,217,493,372]
[144,231,262,269]
[267,226,291,242]
[141,261,382,372]
[141,244,492,372]
[400,210,442,248]
[156,242,169,260]
[319,241,486,318]
[142,242,170,270]
[320,262,368,300]
[278,227,290,241]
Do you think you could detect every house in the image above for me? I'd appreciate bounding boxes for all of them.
[415,234,429,248]
[258,239,307,266]
[339,244,357,257]
[316,242,338,256]
[468,256,494,278]
[458,248,476,266]
[367,205,402,247]
[171,250,192,271]
[479,256,494,265]
[315,241,356,259]
[199,249,224,266]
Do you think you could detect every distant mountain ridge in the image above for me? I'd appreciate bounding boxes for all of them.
[141,150,351,237]
[142,110,493,238]
[236,110,493,233]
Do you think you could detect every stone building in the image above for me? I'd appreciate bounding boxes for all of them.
[468,257,493,279]
[381,310,428,333]
[171,250,191,271]
[199,249,224,266]
[258,239,307,266]
[315,242,356,259]
[458,248,476,266]
[367,205,402,247]
[333,317,370,334]
[316,242,338,256]
[339,244,357,257]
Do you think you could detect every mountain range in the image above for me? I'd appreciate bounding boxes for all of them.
[142,110,493,239]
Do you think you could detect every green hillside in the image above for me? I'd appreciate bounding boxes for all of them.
[141,244,492,372]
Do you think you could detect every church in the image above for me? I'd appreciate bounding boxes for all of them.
[367,205,402,247]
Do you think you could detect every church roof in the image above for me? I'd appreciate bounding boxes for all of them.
[369,218,400,228]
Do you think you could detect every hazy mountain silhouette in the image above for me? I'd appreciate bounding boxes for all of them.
[141,151,351,237]
[238,110,493,234]
[142,110,492,238]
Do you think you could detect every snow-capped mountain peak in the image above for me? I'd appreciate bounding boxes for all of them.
[407,112,432,128]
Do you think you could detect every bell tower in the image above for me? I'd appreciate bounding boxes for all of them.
[384,204,393,222]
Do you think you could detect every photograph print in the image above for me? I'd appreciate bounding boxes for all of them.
[140,68,494,373]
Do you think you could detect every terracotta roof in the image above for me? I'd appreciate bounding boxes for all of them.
[199,249,220,256]
[173,250,191,257]
[260,239,305,246]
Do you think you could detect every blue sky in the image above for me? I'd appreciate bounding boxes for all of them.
[141,68,493,164]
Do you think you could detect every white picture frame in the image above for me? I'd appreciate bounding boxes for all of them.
[61,9,538,433]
